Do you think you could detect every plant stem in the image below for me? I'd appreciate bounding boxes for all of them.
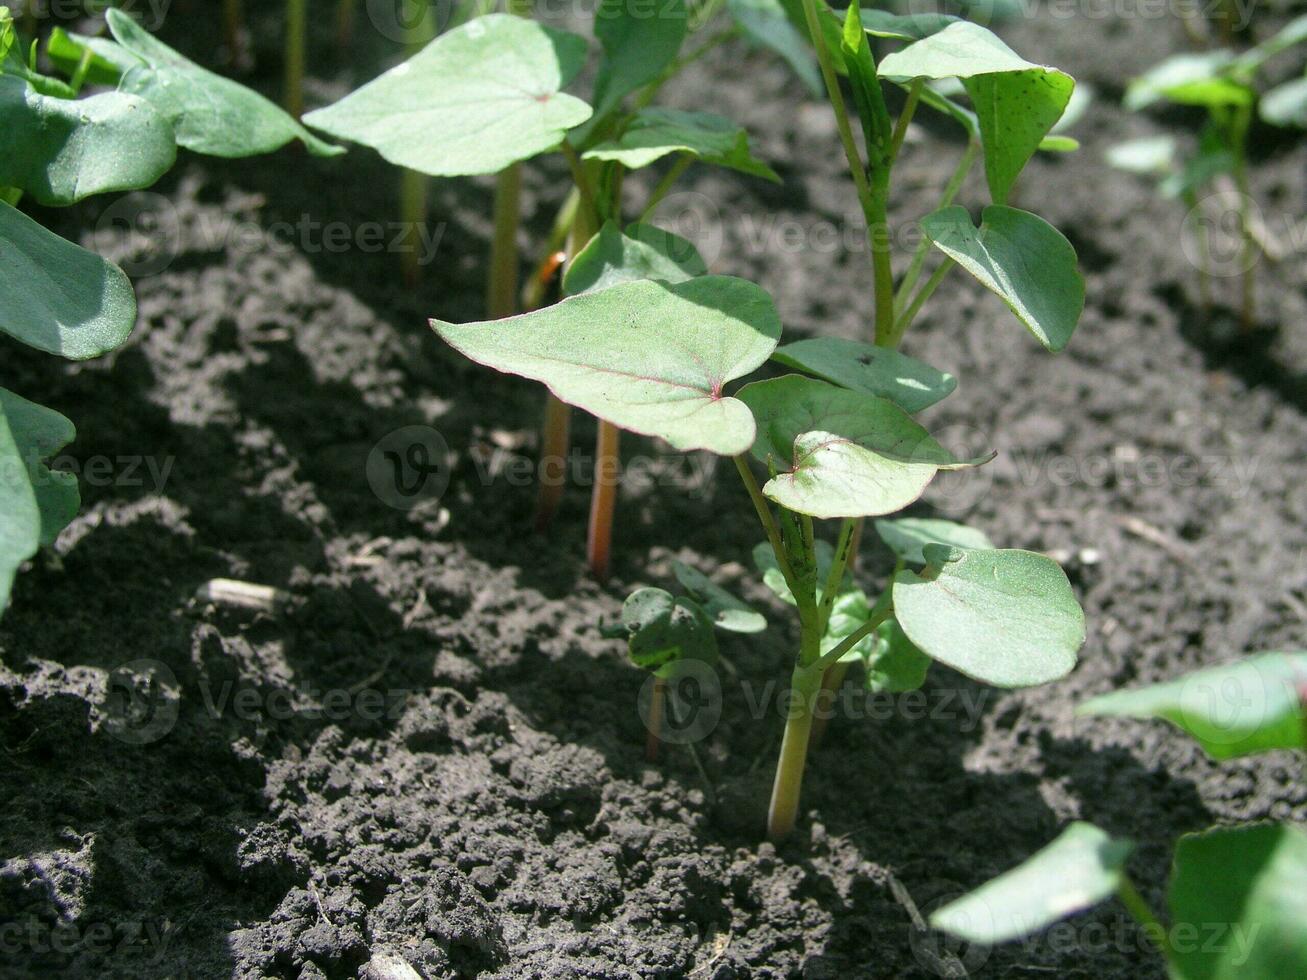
[587,419,621,582]
[640,154,693,222]
[284,0,306,118]
[807,660,849,748]
[560,142,599,225]
[767,658,824,840]
[646,675,666,762]
[891,257,954,344]
[399,168,428,288]
[895,140,977,316]
[733,455,800,594]
[336,0,357,51]
[223,0,247,68]
[887,79,923,167]
[816,518,856,633]
[487,164,523,318]
[1231,116,1255,333]
[814,601,892,673]
[1116,875,1173,959]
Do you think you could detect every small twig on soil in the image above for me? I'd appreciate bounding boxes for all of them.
[1114,515,1195,566]
[888,874,969,977]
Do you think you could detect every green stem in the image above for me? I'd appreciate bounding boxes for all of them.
[284,0,306,118]
[398,168,428,287]
[640,154,693,222]
[814,601,892,673]
[891,257,954,343]
[1231,116,1255,333]
[560,142,599,226]
[887,79,923,167]
[1116,875,1173,960]
[816,518,857,634]
[734,455,800,596]
[767,656,824,840]
[336,0,357,51]
[487,164,523,318]
[223,0,246,66]
[895,140,977,315]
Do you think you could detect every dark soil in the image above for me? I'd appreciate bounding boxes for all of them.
[3,3,1306,978]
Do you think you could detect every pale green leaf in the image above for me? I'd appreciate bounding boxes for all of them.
[921,205,1084,352]
[672,561,766,634]
[862,9,958,41]
[583,107,779,181]
[931,823,1133,944]
[893,546,1084,687]
[562,221,706,297]
[728,0,820,94]
[0,200,136,359]
[1261,76,1307,128]
[1124,50,1248,111]
[874,516,993,565]
[1078,652,1307,760]
[772,337,956,414]
[0,75,175,206]
[621,586,718,675]
[864,619,931,693]
[431,276,781,455]
[1105,136,1177,175]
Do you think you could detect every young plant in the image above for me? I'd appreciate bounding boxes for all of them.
[302,5,781,580]
[1110,14,1307,332]
[0,9,339,618]
[932,653,1307,975]
[429,2,1091,837]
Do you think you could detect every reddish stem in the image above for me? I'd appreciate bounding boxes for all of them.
[587,421,621,582]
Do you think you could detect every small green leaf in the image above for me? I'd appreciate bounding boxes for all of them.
[879,22,1075,204]
[621,587,718,675]
[1124,51,1248,111]
[921,205,1084,353]
[590,0,687,121]
[930,823,1133,944]
[107,9,341,158]
[1105,136,1177,175]
[772,337,956,414]
[562,221,706,297]
[861,9,958,41]
[1037,135,1078,153]
[841,0,892,168]
[0,75,175,206]
[46,27,142,87]
[1078,652,1307,760]
[1261,76,1307,128]
[728,0,820,94]
[894,547,1084,687]
[584,107,778,181]
[864,619,931,693]
[737,375,989,520]
[1168,823,1307,980]
[0,200,136,359]
[672,562,766,634]
[824,588,876,662]
[874,517,993,565]
[431,277,781,456]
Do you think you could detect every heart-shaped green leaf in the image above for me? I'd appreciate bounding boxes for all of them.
[0,200,136,359]
[584,107,779,181]
[621,587,718,675]
[727,0,820,94]
[874,516,993,565]
[921,205,1084,353]
[590,0,687,122]
[0,76,175,206]
[303,14,587,174]
[931,823,1133,944]
[1078,652,1307,760]
[738,375,988,519]
[106,9,341,158]
[1262,76,1307,128]
[772,337,956,414]
[672,561,766,634]
[893,546,1084,687]
[0,387,78,614]
[562,221,706,297]
[431,276,781,456]
[879,22,1074,204]
[1168,823,1307,980]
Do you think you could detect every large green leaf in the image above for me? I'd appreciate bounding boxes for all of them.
[921,205,1084,353]
[1262,76,1307,128]
[0,200,136,359]
[0,76,175,206]
[736,375,988,519]
[894,546,1084,687]
[931,823,1133,944]
[562,221,706,297]
[878,22,1074,204]
[672,561,766,634]
[727,0,820,94]
[0,388,78,614]
[584,107,779,181]
[874,516,993,565]
[591,0,687,121]
[105,10,339,158]
[772,337,956,414]
[1078,653,1307,760]
[1169,824,1307,980]
[303,14,587,173]
[431,276,780,455]
[621,587,718,676]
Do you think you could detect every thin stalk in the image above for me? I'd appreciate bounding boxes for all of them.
[560,142,599,225]
[646,676,666,762]
[887,79,923,167]
[816,518,857,634]
[1183,189,1212,313]
[399,168,428,288]
[222,0,246,68]
[1116,875,1173,959]
[814,601,892,673]
[336,0,357,51]
[640,154,693,222]
[733,455,800,594]
[587,419,621,582]
[284,0,307,118]
[1231,118,1255,332]
[891,258,954,344]
[487,164,523,318]
[895,140,977,315]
